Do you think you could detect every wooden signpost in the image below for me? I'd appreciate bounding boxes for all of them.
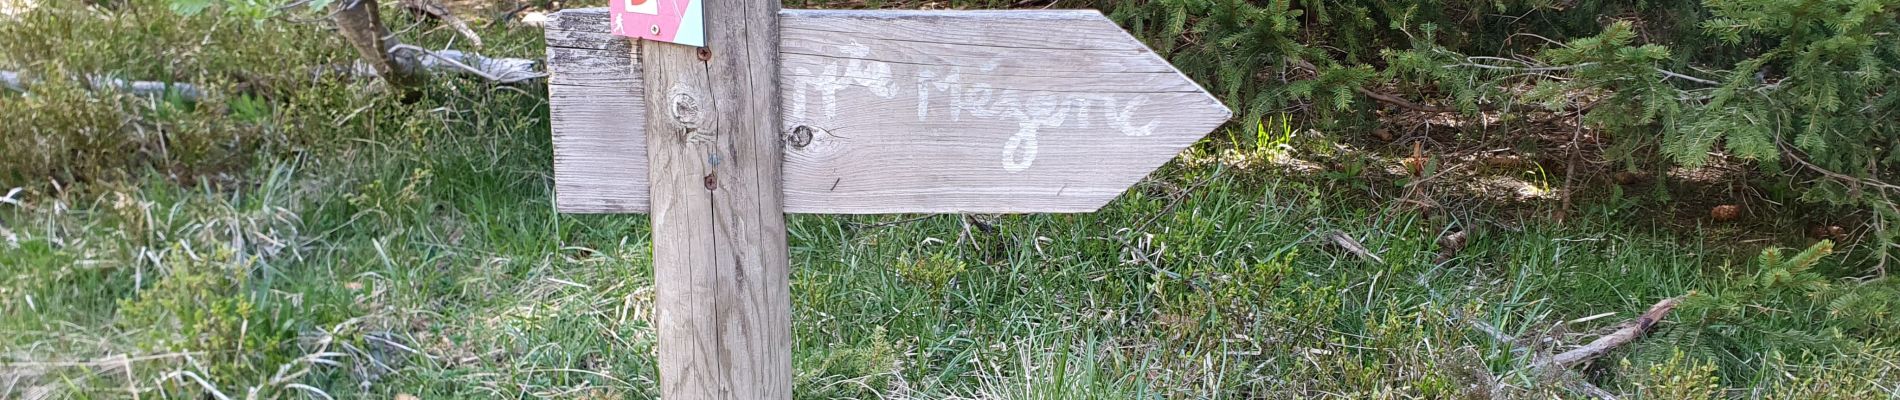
[544,3,1229,398]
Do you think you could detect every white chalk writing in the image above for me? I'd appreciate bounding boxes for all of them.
[787,47,1157,172]
[788,42,898,121]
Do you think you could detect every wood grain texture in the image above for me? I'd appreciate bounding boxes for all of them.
[642,40,722,398]
[777,9,1225,213]
[639,0,792,398]
[545,8,1230,213]
[547,9,647,212]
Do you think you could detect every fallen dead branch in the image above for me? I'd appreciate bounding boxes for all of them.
[1465,317,1518,345]
[385,45,544,84]
[1535,295,1686,371]
[400,0,482,48]
[1426,241,1688,400]
[1454,294,1686,400]
[2,70,203,99]
[331,0,543,89]
[1324,230,1384,263]
[0,352,204,369]
[333,0,408,86]
[2,47,542,100]
[846,215,934,230]
[1460,315,1619,399]
[1290,58,1601,114]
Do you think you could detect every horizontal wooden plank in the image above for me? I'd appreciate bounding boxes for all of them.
[545,9,625,52]
[547,40,647,212]
[545,8,1230,214]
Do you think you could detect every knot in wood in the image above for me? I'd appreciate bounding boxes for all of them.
[785,126,816,148]
[666,85,703,129]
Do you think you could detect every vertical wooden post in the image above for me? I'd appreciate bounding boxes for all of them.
[639,0,790,397]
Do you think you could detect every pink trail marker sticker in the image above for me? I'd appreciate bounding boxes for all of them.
[610,0,703,47]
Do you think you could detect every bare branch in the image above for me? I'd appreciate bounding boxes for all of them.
[1289,58,1596,113]
[399,0,482,47]
[1323,230,1384,263]
[332,0,413,87]
[1779,138,1900,192]
[1654,68,1720,85]
[1466,318,1518,344]
[4,46,543,99]
[1452,59,1597,72]
[1535,295,1686,370]
[388,44,545,83]
[2,70,204,100]
[1356,88,1466,113]
[0,352,206,369]
[1449,56,1722,86]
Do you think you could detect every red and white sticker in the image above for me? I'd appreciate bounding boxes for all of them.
[611,0,703,47]
[624,0,656,15]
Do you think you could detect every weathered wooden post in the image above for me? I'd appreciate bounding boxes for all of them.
[545,5,1230,398]
[639,0,791,397]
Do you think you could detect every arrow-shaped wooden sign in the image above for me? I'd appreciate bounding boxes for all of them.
[544,5,1228,399]
[547,8,1231,214]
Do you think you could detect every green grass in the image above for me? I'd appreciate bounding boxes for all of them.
[4,0,1898,399]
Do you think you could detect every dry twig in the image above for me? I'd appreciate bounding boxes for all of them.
[2,71,203,99]
[4,46,542,100]
[1324,230,1384,263]
[400,0,482,47]
[1428,236,1688,400]
[846,215,934,230]
[1535,295,1686,371]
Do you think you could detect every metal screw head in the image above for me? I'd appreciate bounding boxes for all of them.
[649,25,661,35]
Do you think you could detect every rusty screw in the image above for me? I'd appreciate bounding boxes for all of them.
[697,47,713,61]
